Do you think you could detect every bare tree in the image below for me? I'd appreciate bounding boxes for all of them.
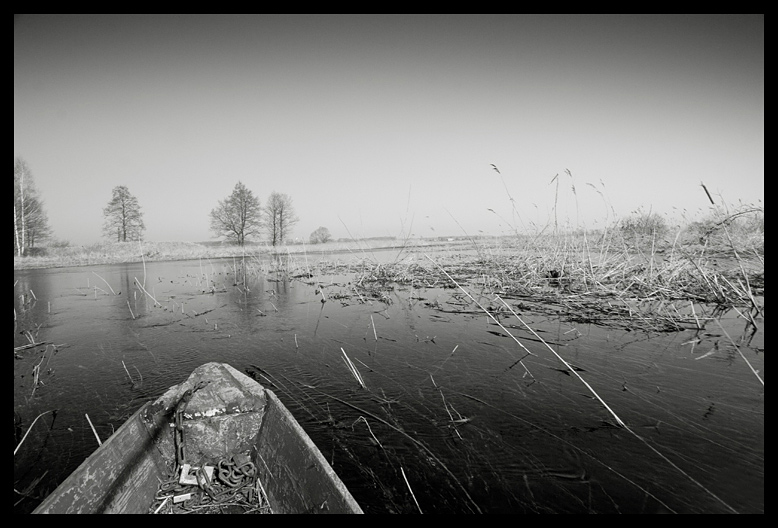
[210,181,262,246]
[264,192,299,246]
[309,226,332,244]
[23,194,51,250]
[14,157,51,256]
[103,186,145,242]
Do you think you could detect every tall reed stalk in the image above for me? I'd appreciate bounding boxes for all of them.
[341,348,366,389]
[85,414,102,446]
[134,277,161,306]
[715,319,763,386]
[425,254,534,377]
[14,410,56,456]
[495,297,625,428]
[92,272,117,295]
[494,295,739,513]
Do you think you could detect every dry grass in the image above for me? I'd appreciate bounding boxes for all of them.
[287,222,763,334]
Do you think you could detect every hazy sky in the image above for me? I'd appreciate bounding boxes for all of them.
[14,14,764,245]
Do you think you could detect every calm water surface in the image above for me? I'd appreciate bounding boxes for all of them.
[14,250,764,513]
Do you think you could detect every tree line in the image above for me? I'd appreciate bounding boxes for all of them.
[14,158,331,254]
[209,182,300,246]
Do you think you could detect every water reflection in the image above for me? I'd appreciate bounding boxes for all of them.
[14,251,764,513]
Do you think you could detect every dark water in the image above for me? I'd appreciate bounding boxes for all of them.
[14,251,764,513]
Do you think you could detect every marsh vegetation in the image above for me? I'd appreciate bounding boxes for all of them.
[14,202,763,513]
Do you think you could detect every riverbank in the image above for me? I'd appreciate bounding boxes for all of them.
[12,238,477,271]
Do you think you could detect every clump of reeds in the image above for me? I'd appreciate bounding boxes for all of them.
[296,231,761,333]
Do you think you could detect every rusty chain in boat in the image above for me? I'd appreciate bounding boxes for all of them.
[217,455,257,488]
[173,381,210,470]
[151,455,259,512]
[174,388,194,469]
[202,458,258,503]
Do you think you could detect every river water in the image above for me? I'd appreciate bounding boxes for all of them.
[14,249,764,513]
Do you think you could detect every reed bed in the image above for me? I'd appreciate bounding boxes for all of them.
[283,226,763,335]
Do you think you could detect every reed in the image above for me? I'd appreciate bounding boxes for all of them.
[121,360,134,384]
[715,319,764,386]
[424,254,535,377]
[85,414,102,446]
[401,467,423,514]
[30,353,47,397]
[14,341,47,352]
[495,296,625,428]
[352,416,383,449]
[432,345,459,374]
[14,410,56,456]
[492,299,739,512]
[306,384,482,513]
[341,347,366,389]
[92,272,117,295]
[134,277,161,306]
[139,240,147,288]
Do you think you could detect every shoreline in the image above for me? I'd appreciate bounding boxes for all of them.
[13,238,480,271]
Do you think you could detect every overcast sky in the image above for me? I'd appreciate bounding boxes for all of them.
[14,14,764,245]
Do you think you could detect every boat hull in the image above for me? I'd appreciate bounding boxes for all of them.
[33,363,362,514]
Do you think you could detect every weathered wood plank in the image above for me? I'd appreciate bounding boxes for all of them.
[257,389,363,514]
[33,405,167,514]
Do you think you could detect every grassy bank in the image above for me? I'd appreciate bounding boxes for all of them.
[12,238,479,270]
